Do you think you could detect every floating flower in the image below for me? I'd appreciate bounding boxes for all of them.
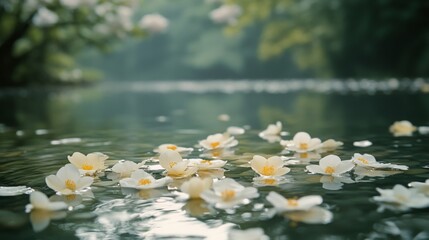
[351,153,408,170]
[199,133,238,150]
[189,159,227,170]
[409,179,429,196]
[68,152,108,176]
[154,144,193,154]
[267,192,322,212]
[201,178,258,209]
[226,126,245,135]
[159,150,197,178]
[320,139,343,150]
[389,120,417,137]
[228,228,269,240]
[374,185,429,209]
[280,132,322,153]
[45,164,94,195]
[111,160,142,178]
[180,177,213,199]
[259,121,286,142]
[250,155,290,178]
[139,13,169,33]
[119,169,171,190]
[284,207,333,224]
[26,191,68,212]
[306,155,354,176]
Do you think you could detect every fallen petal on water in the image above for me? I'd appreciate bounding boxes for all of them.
[353,140,372,147]
[0,186,33,196]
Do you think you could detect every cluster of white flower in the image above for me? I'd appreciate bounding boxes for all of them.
[14,119,428,236]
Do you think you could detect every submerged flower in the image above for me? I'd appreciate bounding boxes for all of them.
[68,152,108,175]
[26,191,68,212]
[159,150,197,178]
[319,175,354,191]
[139,13,169,33]
[199,133,238,150]
[306,155,354,176]
[280,132,322,153]
[201,178,258,209]
[111,160,142,178]
[320,139,343,150]
[352,153,408,170]
[30,209,66,232]
[228,228,269,240]
[189,159,227,170]
[119,169,171,190]
[389,120,417,137]
[45,164,93,195]
[374,184,429,209]
[154,144,193,154]
[285,207,333,224]
[180,177,213,199]
[266,192,322,212]
[409,179,429,196]
[250,155,290,178]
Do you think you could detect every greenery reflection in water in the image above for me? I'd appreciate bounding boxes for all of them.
[1,81,429,239]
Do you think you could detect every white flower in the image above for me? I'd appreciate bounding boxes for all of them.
[284,207,333,224]
[250,155,290,178]
[210,4,242,25]
[280,132,322,153]
[189,159,227,170]
[228,228,269,240]
[139,13,169,33]
[199,133,238,150]
[226,126,245,135]
[111,160,142,178]
[26,191,67,212]
[320,139,343,150]
[374,184,429,209]
[159,149,197,178]
[68,152,108,175]
[259,121,286,143]
[389,120,417,136]
[352,153,408,170]
[154,144,193,154]
[33,7,58,27]
[409,179,429,196]
[45,164,93,195]
[180,177,212,199]
[267,191,322,212]
[201,178,258,209]
[306,155,354,176]
[119,169,171,190]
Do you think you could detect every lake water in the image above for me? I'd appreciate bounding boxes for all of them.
[1,80,429,239]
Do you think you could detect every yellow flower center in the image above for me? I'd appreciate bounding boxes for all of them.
[82,164,94,170]
[221,189,236,201]
[357,157,368,164]
[65,179,76,191]
[138,178,152,185]
[325,166,335,174]
[167,145,177,150]
[263,179,277,185]
[300,153,308,158]
[201,160,212,165]
[299,143,308,150]
[261,166,275,176]
[169,162,177,168]
[210,141,220,149]
[287,199,299,207]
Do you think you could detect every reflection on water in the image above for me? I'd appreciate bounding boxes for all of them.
[1,80,429,239]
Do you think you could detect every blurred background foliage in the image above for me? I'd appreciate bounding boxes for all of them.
[1,0,429,86]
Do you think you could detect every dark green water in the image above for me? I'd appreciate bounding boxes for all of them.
[1,80,429,239]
